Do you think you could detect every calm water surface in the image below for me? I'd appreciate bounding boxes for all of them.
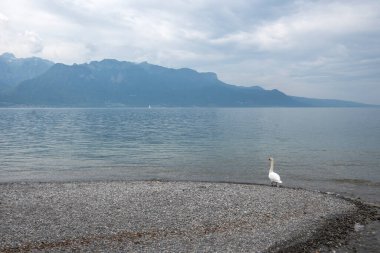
[0,108,379,203]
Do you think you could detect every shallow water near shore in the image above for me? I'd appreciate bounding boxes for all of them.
[0,107,379,204]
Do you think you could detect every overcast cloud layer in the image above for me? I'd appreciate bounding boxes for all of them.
[1,0,379,104]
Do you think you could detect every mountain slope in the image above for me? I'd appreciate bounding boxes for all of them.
[291,96,373,107]
[8,59,300,107]
[0,53,54,94]
[0,54,374,107]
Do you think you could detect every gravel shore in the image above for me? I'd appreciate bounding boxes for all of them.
[0,181,376,252]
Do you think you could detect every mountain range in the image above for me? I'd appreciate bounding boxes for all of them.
[0,53,373,107]
[0,53,53,94]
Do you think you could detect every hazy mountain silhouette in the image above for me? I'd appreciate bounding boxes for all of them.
[0,53,53,94]
[0,53,374,107]
[6,59,300,107]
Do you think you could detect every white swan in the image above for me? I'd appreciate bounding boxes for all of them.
[268,157,282,187]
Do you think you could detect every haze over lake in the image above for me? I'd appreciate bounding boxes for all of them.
[1,107,379,203]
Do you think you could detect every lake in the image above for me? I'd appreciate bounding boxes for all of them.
[0,108,379,203]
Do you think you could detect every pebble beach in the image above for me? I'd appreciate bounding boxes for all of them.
[0,181,376,252]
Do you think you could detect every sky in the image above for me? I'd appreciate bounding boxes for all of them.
[0,0,380,104]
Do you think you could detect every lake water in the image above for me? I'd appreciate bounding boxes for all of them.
[0,108,379,204]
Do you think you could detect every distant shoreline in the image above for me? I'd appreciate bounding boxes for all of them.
[0,180,377,252]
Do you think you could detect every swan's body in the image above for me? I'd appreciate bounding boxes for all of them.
[268,157,282,187]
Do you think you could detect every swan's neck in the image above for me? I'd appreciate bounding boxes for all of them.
[269,160,274,173]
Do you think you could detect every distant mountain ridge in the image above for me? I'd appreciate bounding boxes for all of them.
[0,53,375,107]
[0,53,54,94]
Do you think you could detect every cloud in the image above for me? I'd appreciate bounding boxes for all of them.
[212,1,380,52]
[0,0,379,103]
[20,31,44,54]
[0,12,9,24]
[0,13,44,55]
